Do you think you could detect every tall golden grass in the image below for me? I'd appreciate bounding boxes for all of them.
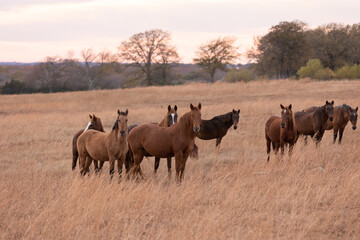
[0,79,359,239]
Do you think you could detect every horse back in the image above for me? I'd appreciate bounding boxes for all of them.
[294,111,316,135]
[77,130,110,161]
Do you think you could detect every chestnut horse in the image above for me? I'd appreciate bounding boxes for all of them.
[304,104,358,144]
[191,109,240,157]
[265,104,297,161]
[77,109,128,176]
[72,114,104,170]
[295,101,334,144]
[128,103,202,181]
[154,105,178,175]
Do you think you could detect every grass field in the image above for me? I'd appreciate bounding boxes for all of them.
[1,79,359,239]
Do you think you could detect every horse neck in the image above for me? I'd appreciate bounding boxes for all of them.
[159,115,168,127]
[109,127,127,143]
[218,112,233,129]
[318,105,329,121]
[177,112,196,139]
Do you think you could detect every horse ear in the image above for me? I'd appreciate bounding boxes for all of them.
[117,109,121,115]
[280,104,284,109]
[289,104,292,110]
[198,103,201,110]
[89,114,92,119]
[168,105,171,112]
[174,105,177,111]
[326,101,329,105]
[356,107,358,112]
[232,109,235,113]
[190,104,194,110]
[331,100,334,105]
[238,109,240,113]
[125,109,128,115]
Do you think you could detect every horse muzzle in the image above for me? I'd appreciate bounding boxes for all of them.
[193,126,200,133]
[352,126,357,130]
[233,125,237,130]
[281,122,285,128]
[120,131,126,136]
[329,117,333,121]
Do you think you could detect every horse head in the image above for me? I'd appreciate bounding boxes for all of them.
[166,105,178,127]
[325,100,334,121]
[89,114,105,132]
[190,103,202,133]
[350,106,358,130]
[232,109,240,130]
[115,109,128,136]
[280,104,293,129]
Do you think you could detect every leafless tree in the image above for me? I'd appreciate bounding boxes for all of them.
[193,36,240,82]
[118,29,179,86]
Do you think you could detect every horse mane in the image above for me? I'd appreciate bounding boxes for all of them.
[112,119,118,130]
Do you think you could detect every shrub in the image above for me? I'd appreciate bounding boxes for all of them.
[297,59,333,80]
[223,69,256,82]
[313,68,334,80]
[334,65,360,79]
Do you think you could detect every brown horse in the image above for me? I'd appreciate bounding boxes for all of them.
[295,101,334,144]
[190,109,240,157]
[265,104,297,161]
[77,109,129,176]
[72,114,104,170]
[155,105,178,175]
[305,104,358,143]
[128,103,202,181]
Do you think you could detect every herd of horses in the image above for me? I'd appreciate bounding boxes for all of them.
[73,104,240,181]
[72,101,357,181]
[265,101,358,161]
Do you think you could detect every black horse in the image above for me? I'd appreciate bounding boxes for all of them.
[191,109,240,157]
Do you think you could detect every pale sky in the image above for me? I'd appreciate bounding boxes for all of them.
[0,0,359,63]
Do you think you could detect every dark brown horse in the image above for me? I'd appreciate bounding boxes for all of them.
[305,104,358,143]
[72,114,104,170]
[77,110,129,176]
[190,109,240,157]
[128,103,202,181]
[155,105,178,175]
[295,101,334,144]
[265,104,297,161]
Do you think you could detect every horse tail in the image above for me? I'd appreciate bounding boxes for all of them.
[125,143,134,172]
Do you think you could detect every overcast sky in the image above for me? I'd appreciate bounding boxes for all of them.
[0,0,359,63]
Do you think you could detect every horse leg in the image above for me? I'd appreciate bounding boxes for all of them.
[190,144,199,159]
[175,152,184,182]
[99,161,105,170]
[154,157,160,174]
[93,160,99,173]
[280,140,285,156]
[266,135,271,161]
[84,156,92,175]
[124,151,132,174]
[131,152,145,179]
[72,148,78,170]
[167,157,172,177]
[315,130,324,146]
[304,136,308,145]
[288,142,295,158]
[117,155,125,180]
[338,128,345,144]
[109,156,116,177]
[215,137,222,147]
[333,129,338,144]
[79,153,87,175]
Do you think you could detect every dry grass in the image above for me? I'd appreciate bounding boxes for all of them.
[0,79,360,239]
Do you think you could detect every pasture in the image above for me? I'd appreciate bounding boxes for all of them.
[0,79,359,239]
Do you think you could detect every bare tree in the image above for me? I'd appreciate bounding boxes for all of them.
[193,36,240,82]
[118,29,179,86]
[36,56,66,93]
[81,48,99,90]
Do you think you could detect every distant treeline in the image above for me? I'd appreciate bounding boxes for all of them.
[1,21,360,94]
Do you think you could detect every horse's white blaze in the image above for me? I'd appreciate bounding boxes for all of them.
[84,121,92,132]
[284,109,286,113]
[171,113,175,125]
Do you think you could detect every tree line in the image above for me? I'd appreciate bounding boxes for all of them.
[1,21,360,94]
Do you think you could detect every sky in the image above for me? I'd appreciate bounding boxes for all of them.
[0,0,359,63]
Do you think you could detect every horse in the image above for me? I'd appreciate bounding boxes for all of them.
[190,109,240,157]
[128,103,202,182]
[154,105,178,175]
[77,109,129,176]
[265,104,297,161]
[304,104,358,144]
[72,114,104,170]
[294,100,334,144]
